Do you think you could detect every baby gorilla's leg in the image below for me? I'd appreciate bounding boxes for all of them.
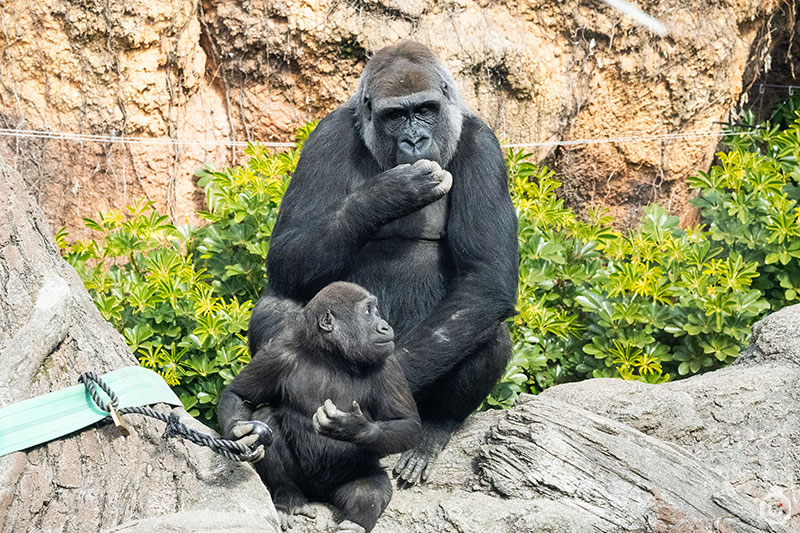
[250,406,317,531]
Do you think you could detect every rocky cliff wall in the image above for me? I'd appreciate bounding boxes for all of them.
[0,0,788,233]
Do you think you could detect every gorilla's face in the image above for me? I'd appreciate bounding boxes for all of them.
[354,42,464,169]
[372,91,443,165]
[305,282,395,366]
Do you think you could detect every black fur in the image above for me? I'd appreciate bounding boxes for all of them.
[218,282,421,532]
[241,40,518,486]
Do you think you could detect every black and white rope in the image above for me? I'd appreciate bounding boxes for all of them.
[78,371,262,462]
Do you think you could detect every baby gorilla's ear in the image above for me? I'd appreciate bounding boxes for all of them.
[319,310,335,332]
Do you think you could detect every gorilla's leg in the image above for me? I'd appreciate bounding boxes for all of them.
[331,468,393,533]
[394,323,511,485]
[251,407,317,531]
[248,290,303,356]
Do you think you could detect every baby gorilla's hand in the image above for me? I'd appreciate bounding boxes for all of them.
[312,399,375,443]
[230,420,273,462]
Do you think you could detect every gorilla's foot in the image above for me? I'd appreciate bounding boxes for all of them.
[336,520,366,533]
[393,420,458,486]
[276,502,317,531]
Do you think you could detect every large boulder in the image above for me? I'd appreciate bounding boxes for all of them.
[0,159,279,532]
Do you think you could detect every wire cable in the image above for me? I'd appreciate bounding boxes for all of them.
[0,126,756,150]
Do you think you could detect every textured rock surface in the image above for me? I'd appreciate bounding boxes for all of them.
[297,307,800,533]
[0,160,278,533]
[0,0,788,234]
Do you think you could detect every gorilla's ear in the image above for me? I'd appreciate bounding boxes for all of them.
[319,310,335,333]
[364,96,372,118]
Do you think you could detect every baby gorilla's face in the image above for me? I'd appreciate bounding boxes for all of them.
[306,282,395,366]
[357,294,395,356]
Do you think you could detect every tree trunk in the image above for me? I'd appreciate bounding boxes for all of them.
[0,159,279,532]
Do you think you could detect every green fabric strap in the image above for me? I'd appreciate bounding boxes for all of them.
[0,366,181,457]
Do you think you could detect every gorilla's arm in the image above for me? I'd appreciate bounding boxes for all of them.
[217,348,295,438]
[268,108,449,301]
[313,357,421,455]
[396,117,519,393]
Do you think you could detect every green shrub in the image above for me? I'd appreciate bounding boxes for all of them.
[689,110,800,312]
[486,152,770,408]
[59,109,800,415]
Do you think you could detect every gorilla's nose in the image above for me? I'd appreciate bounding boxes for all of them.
[378,321,394,337]
[399,134,431,155]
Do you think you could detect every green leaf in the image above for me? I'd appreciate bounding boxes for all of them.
[196,392,215,404]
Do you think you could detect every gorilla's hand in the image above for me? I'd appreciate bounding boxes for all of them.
[410,159,453,195]
[312,399,376,443]
[230,420,273,462]
[384,159,452,208]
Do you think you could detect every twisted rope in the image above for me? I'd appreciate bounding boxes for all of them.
[78,371,263,462]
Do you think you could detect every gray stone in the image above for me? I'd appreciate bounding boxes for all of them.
[0,159,279,533]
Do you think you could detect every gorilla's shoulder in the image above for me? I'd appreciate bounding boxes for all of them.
[455,114,503,156]
[293,104,371,178]
[305,105,361,148]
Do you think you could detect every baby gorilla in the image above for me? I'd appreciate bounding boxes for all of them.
[218,282,421,533]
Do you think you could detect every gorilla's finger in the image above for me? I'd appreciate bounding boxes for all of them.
[237,434,259,447]
[399,455,421,482]
[421,460,435,481]
[231,423,254,438]
[295,504,317,519]
[278,510,291,531]
[393,450,413,475]
[407,459,427,485]
[411,158,439,172]
[314,406,331,430]
[351,401,362,416]
[247,445,265,463]
[433,170,453,195]
[336,520,366,533]
[323,399,340,417]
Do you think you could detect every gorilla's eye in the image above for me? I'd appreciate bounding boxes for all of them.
[415,103,439,117]
[381,109,406,123]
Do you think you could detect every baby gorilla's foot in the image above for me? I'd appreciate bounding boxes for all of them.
[336,520,366,533]
[276,503,316,530]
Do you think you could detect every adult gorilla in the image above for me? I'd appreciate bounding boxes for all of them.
[248,41,518,484]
